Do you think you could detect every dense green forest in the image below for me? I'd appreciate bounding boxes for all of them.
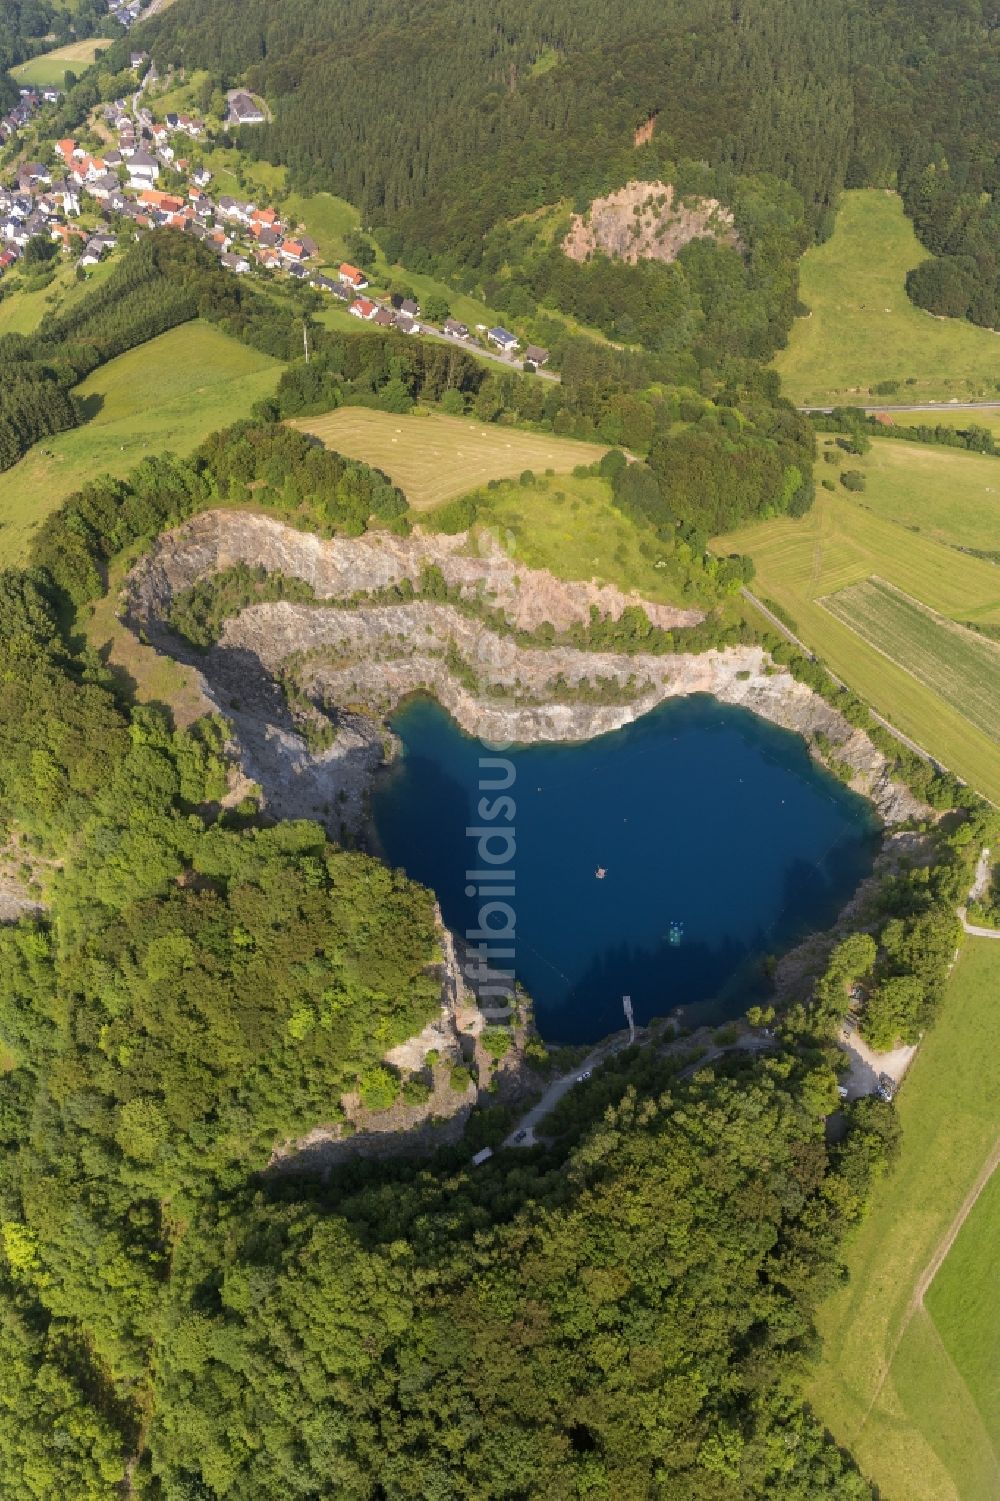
[141,0,1000,334]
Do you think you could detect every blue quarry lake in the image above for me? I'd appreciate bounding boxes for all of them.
[371,695,881,1044]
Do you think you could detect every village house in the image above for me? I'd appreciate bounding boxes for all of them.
[339,261,368,289]
[373,307,395,326]
[350,297,377,320]
[443,318,469,339]
[488,326,519,353]
[128,151,160,185]
[227,92,266,126]
[523,344,550,367]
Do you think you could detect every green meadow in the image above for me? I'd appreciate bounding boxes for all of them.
[809,939,1000,1501]
[838,437,1000,553]
[773,190,1000,406]
[11,38,109,89]
[715,480,1000,801]
[0,321,280,564]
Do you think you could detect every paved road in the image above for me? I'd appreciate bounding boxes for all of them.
[798,402,1000,415]
[502,1037,627,1147]
[415,324,560,381]
[503,1031,776,1148]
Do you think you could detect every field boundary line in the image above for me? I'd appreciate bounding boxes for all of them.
[739,586,955,774]
[818,579,1000,747]
[856,1135,1000,1439]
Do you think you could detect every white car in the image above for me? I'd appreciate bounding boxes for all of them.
[576,1070,592,1083]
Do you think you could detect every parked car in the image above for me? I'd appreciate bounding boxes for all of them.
[837,1085,849,1099]
[576,1070,592,1083]
[875,1072,896,1102]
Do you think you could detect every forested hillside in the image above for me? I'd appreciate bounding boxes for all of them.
[142,0,1000,332]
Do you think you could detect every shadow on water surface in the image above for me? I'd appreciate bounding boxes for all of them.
[372,696,880,1045]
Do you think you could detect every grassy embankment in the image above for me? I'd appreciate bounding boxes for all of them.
[429,470,705,606]
[0,258,116,337]
[715,445,1000,803]
[11,39,109,89]
[810,938,1000,1501]
[0,321,281,565]
[290,407,609,510]
[772,190,1000,407]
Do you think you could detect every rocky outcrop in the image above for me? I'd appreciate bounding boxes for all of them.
[128,509,703,635]
[563,180,738,266]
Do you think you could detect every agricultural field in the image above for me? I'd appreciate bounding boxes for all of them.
[835,436,1000,553]
[772,191,1000,407]
[11,39,109,89]
[0,321,280,565]
[823,579,1000,743]
[889,407,1000,439]
[810,938,1000,1501]
[290,407,609,509]
[715,488,1000,801]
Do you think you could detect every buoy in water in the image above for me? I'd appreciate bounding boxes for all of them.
[595,867,606,880]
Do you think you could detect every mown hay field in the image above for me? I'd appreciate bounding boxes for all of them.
[772,190,1000,406]
[290,407,609,509]
[810,939,1000,1501]
[0,321,281,564]
[822,578,1000,743]
[715,489,1000,801]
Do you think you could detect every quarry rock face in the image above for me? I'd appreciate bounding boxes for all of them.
[562,180,739,266]
[125,511,926,832]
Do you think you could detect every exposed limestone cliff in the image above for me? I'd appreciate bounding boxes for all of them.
[124,511,926,833]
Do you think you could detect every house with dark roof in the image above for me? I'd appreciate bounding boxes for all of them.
[227,92,266,126]
[487,326,519,353]
[523,344,550,367]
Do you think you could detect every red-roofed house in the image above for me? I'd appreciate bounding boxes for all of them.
[350,297,377,320]
[340,262,368,289]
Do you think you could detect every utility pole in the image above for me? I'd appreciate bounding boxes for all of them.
[302,318,310,364]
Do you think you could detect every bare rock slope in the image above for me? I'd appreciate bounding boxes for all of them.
[563,180,738,265]
[125,511,925,834]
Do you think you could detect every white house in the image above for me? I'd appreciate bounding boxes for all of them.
[487,326,519,353]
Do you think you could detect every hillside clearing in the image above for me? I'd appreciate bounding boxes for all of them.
[809,939,1000,1501]
[289,408,609,509]
[715,490,1000,801]
[772,191,1000,406]
[0,321,280,565]
[427,472,701,605]
[11,39,109,88]
[822,579,1000,743]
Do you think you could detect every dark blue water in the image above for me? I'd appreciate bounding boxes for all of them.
[371,695,880,1044]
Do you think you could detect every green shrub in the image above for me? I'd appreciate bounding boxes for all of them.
[481,1027,512,1061]
[358,1065,399,1111]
